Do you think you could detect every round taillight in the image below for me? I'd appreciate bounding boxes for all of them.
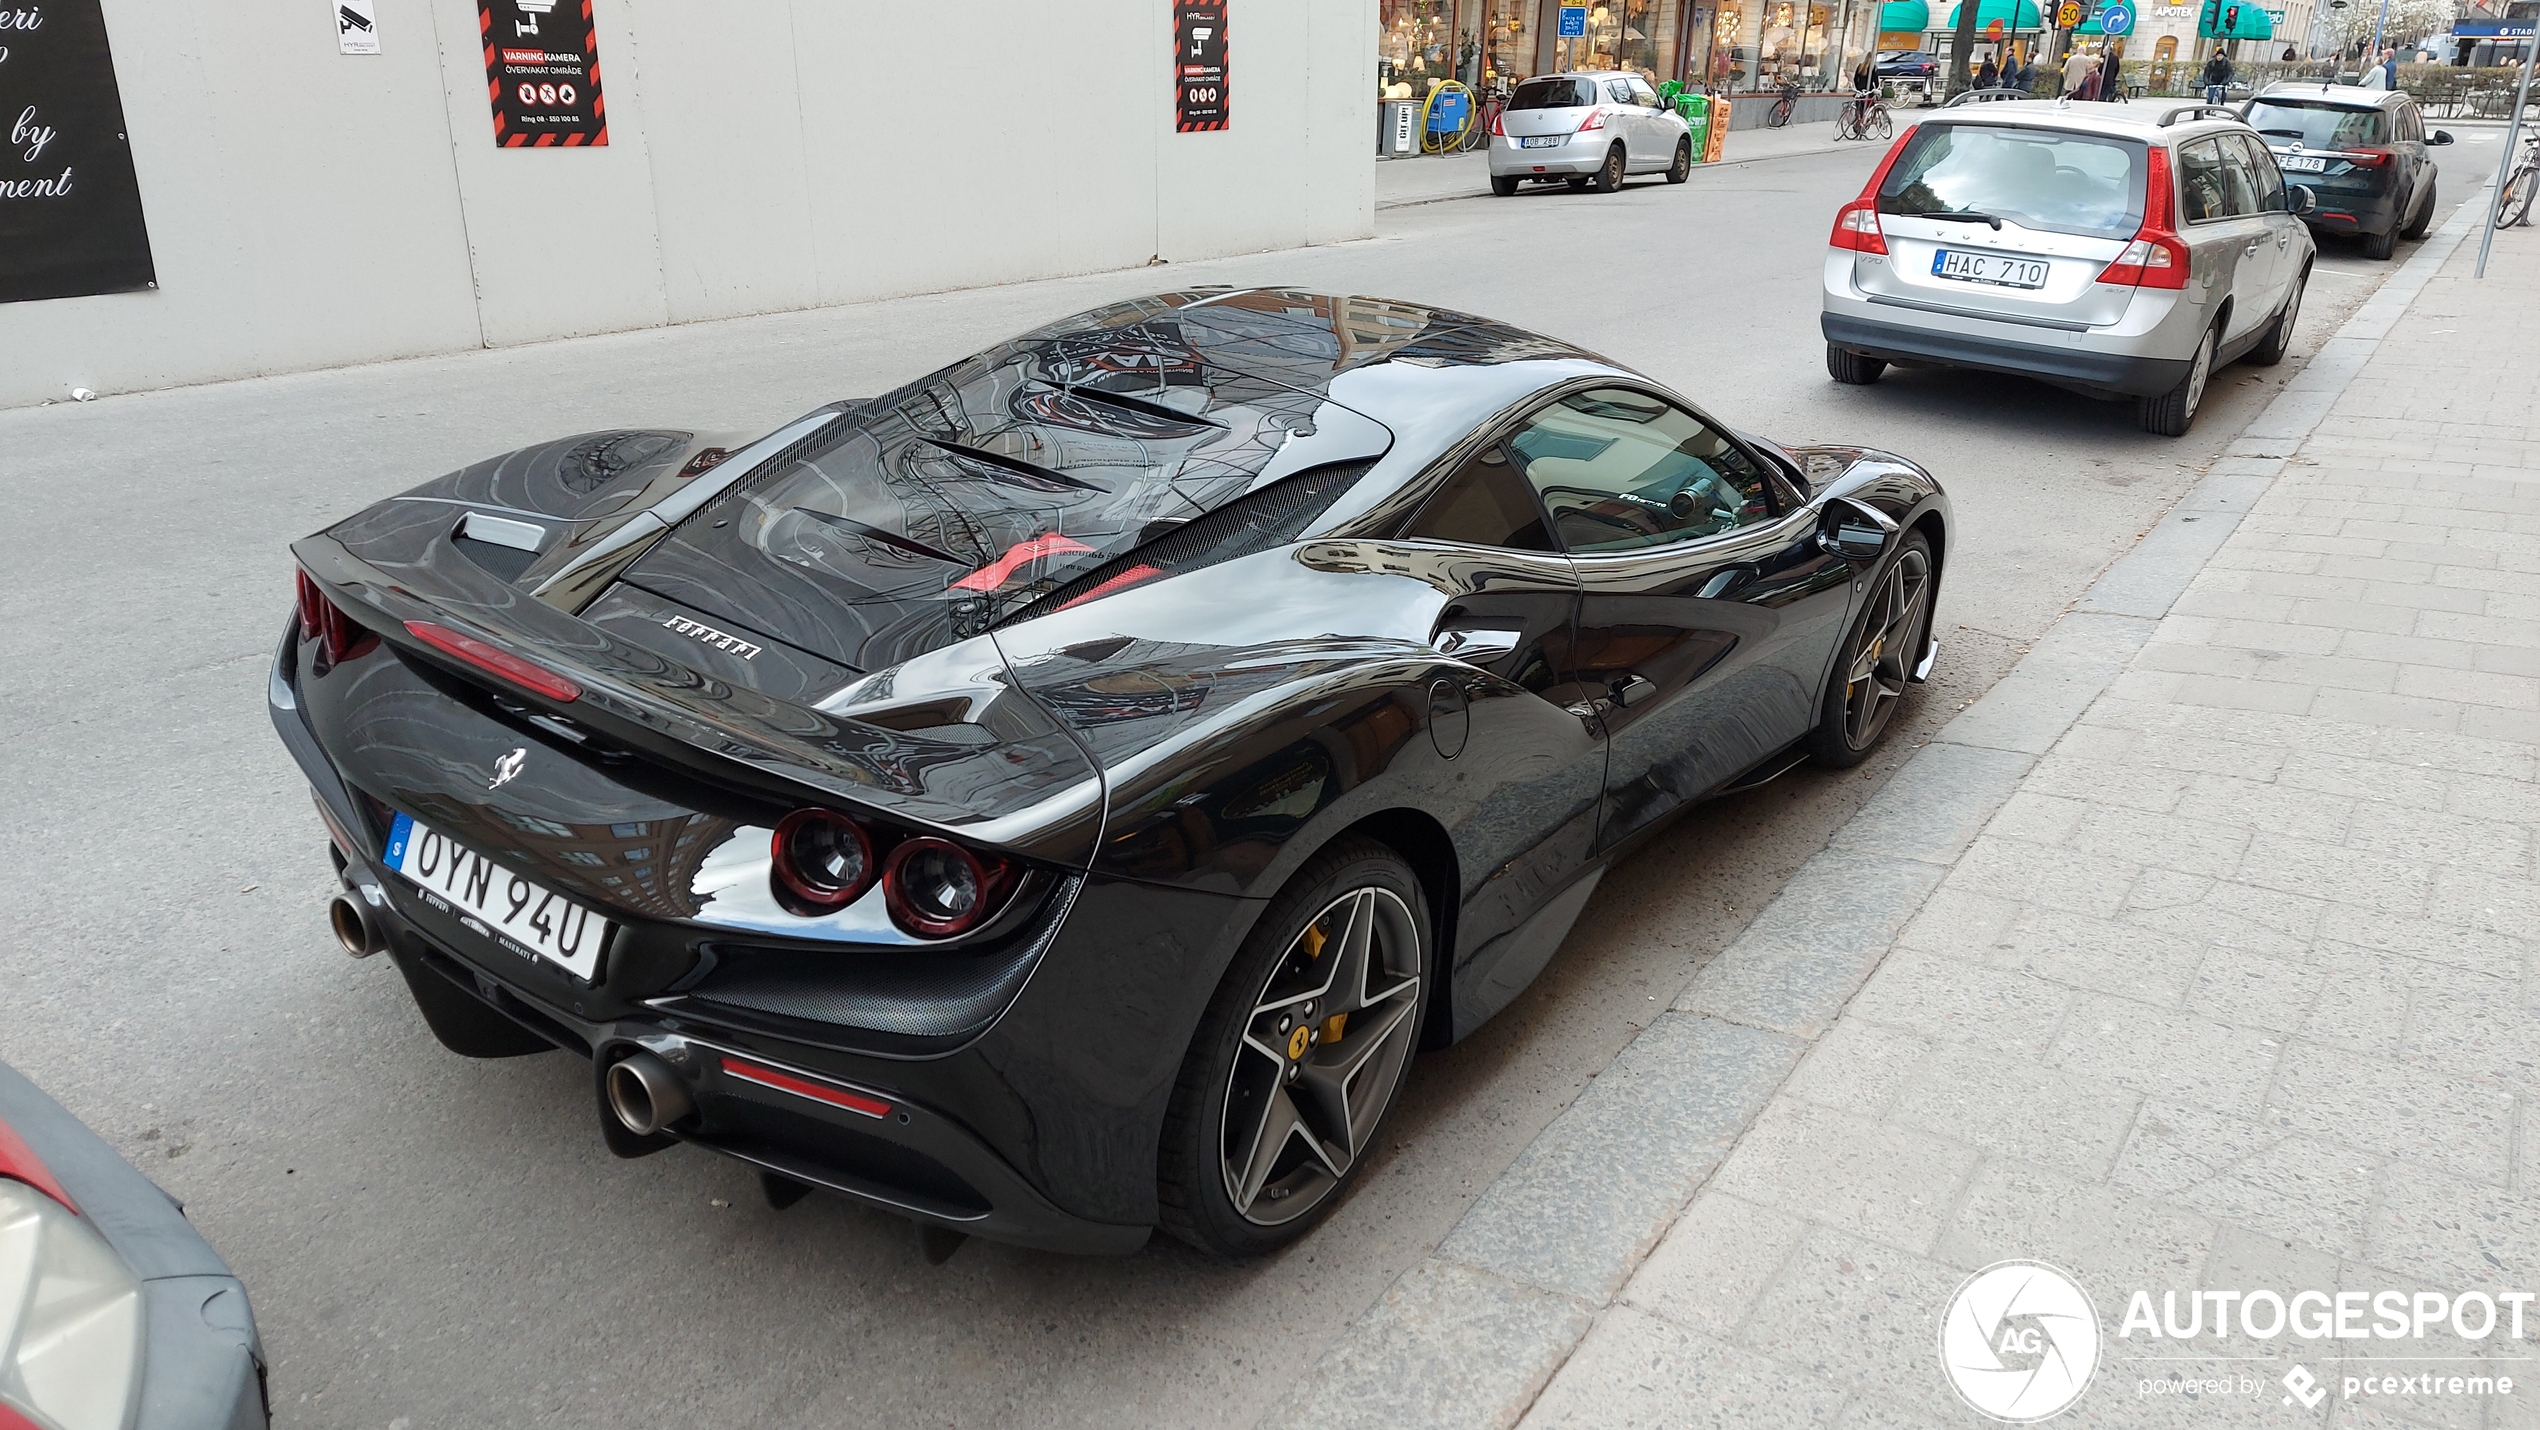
[883,837,1009,938]
[770,809,874,912]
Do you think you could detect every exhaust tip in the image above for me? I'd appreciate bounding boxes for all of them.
[328,895,380,959]
[607,1053,695,1137]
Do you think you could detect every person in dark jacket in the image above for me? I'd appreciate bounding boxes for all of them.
[2014,55,2036,91]
[1978,55,2000,88]
[2202,50,2234,104]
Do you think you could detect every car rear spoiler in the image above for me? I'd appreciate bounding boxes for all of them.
[289,526,1104,866]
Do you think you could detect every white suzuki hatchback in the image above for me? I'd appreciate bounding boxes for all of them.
[1489,72,1696,195]
[1820,97,2317,435]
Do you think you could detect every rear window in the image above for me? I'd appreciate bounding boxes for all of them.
[2245,100,2387,149]
[1510,78,1597,109]
[1879,123,2147,240]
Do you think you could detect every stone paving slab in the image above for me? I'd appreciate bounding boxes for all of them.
[1277,177,2537,1427]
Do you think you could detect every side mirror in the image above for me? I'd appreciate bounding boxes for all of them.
[2431,129,2455,144]
[1817,496,1898,563]
[2290,184,2318,215]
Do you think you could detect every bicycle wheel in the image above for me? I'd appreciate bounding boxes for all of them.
[1872,108,1893,139]
[2500,166,2538,229]
[1769,98,1793,127]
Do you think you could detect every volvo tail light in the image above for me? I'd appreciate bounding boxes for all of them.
[1830,202,1887,254]
[401,620,581,702]
[1829,125,1918,256]
[1577,108,1607,132]
[2095,145,2191,290]
[883,836,1013,938]
[294,568,380,667]
[770,808,875,913]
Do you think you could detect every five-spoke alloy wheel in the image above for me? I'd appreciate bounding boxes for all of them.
[1808,531,1933,767]
[1160,839,1429,1257]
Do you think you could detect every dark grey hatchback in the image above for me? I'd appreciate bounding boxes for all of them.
[2244,81,2452,259]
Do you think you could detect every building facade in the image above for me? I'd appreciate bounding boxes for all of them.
[0,0,1374,409]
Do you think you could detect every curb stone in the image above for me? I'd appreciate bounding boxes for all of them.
[1259,182,2499,1429]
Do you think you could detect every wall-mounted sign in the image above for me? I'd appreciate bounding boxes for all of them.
[478,0,608,147]
[337,0,380,55]
[1558,6,1590,36]
[1174,0,1228,132]
[0,0,155,305]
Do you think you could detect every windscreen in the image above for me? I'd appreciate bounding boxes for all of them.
[1510,78,1597,109]
[2245,100,2387,149]
[1879,124,2147,240]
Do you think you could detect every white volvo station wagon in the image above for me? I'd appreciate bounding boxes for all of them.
[1820,97,2318,436]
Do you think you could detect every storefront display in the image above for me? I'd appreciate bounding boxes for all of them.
[1381,0,1464,95]
[1480,0,1538,87]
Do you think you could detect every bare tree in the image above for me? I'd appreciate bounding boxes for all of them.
[1948,0,1984,91]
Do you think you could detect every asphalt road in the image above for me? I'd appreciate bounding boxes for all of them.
[0,126,2502,1428]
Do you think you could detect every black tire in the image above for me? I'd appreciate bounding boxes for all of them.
[1157,838,1432,1259]
[391,950,553,1058]
[1491,174,1520,197]
[2248,265,2305,367]
[1872,109,1893,140]
[2361,222,2398,260]
[1827,342,1886,384]
[1666,136,1693,183]
[1590,143,1626,193]
[1806,532,1934,769]
[2402,181,2436,238]
[2137,321,2217,437]
[2503,168,2539,228]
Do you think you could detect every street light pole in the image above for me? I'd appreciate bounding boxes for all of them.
[2367,0,2388,59]
[2475,28,2537,278]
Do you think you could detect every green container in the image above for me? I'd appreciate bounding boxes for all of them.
[1677,91,1712,161]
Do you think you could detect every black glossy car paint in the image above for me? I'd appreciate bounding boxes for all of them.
[271,289,1949,1252]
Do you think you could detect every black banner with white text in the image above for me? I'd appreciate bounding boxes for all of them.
[0,0,156,305]
[1174,0,1229,132]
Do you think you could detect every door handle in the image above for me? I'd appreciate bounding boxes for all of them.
[1609,674,1658,708]
[1435,627,1522,662]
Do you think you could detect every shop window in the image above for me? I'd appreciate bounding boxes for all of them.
[1381,0,1462,98]
[1481,0,1535,89]
[2151,35,2177,93]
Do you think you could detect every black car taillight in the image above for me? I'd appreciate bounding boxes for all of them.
[883,836,1013,938]
[770,808,875,914]
[295,568,380,667]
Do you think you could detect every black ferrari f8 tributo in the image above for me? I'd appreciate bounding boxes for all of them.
[271,290,1948,1258]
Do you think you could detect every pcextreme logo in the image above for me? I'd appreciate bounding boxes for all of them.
[1940,1261,2101,1422]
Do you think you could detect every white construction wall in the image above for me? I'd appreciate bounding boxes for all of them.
[0,0,1376,408]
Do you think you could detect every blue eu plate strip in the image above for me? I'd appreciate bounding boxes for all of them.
[386,811,413,866]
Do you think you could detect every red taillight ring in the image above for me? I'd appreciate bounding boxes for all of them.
[403,620,582,702]
[882,836,1009,939]
[770,808,875,911]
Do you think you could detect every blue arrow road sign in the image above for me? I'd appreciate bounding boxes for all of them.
[1559,6,1588,36]
[2098,0,2136,32]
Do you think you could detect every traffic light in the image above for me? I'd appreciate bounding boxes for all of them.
[2223,3,2239,29]
[2198,0,2222,33]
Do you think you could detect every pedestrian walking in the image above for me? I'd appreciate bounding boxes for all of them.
[2064,48,2101,99]
[2201,49,2233,104]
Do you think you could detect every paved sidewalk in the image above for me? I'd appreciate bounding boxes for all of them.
[1376,121,1860,209]
[1277,188,2540,1424]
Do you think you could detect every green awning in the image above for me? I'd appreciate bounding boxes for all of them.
[1880,0,1932,31]
[1941,0,2043,31]
[2073,14,2103,31]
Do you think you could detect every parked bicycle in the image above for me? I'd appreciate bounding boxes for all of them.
[2500,129,2539,229]
[1835,91,1893,140]
[1766,79,1801,128]
[1452,86,1507,154]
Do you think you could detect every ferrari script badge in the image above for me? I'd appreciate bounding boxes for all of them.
[489,747,527,790]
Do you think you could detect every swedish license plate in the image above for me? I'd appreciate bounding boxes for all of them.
[1932,249,2050,288]
[386,811,611,980]
[2278,153,2328,172]
[1519,135,1563,148]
